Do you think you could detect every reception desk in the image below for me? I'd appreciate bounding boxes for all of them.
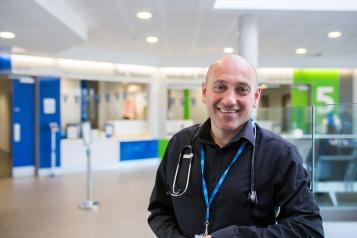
[59,119,198,173]
[61,137,158,173]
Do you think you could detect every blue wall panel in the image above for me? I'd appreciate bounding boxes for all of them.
[80,80,88,122]
[12,79,35,167]
[120,140,158,161]
[0,54,11,72]
[38,77,61,168]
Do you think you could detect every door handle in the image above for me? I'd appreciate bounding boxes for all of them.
[14,123,21,142]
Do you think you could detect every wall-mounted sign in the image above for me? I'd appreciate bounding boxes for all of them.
[43,98,56,114]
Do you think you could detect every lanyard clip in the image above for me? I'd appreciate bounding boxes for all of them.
[204,221,209,236]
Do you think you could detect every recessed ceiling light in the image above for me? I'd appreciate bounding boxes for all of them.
[146,36,159,43]
[223,47,234,54]
[327,31,342,38]
[0,31,16,39]
[295,48,307,55]
[136,11,152,20]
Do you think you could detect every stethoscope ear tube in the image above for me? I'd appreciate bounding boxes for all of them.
[168,124,203,197]
[249,121,258,204]
[169,145,194,197]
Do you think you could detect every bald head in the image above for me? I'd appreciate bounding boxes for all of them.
[201,54,262,145]
[206,55,258,88]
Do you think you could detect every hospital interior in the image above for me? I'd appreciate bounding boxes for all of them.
[1,0,357,237]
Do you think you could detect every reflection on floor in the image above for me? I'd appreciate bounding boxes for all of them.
[0,149,11,178]
[0,166,157,238]
[0,164,356,238]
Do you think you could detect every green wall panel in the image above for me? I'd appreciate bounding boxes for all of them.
[183,89,190,119]
[291,69,340,132]
[158,138,169,159]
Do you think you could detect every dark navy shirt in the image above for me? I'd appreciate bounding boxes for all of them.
[148,119,324,238]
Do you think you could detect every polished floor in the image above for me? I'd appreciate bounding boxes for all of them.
[1,163,357,238]
[0,165,157,238]
[0,150,11,178]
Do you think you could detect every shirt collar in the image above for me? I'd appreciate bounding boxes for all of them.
[198,118,255,148]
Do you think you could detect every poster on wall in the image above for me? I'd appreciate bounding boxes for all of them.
[43,98,56,114]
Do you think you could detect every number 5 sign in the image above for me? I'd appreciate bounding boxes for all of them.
[316,86,335,114]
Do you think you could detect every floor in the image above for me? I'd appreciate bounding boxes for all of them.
[0,163,357,238]
[0,150,11,178]
[0,166,157,238]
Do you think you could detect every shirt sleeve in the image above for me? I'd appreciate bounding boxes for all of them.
[211,145,324,238]
[148,139,189,238]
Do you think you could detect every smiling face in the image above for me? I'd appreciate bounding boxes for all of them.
[202,55,261,138]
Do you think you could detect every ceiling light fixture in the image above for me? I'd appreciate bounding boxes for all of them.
[295,48,307,55]
[223,47,234,54]
[146,36,159,43]
[0,31,16,39]
[327,31,342,38]
[136,11,152,20]
[213,0,357,11]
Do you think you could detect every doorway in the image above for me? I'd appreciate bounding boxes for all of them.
[0,76,12,178]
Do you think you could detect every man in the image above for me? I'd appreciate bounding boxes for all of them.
[148,55,324,238]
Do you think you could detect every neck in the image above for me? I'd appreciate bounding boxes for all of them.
[210,127,239,148]
[210,120,249,147]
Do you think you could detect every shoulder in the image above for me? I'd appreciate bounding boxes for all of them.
[164,124,201,155]
[257,125,295,149]
[256,125,307,184]
[170,123,201,142]
[257,125,302,164]
[161,124,201,170]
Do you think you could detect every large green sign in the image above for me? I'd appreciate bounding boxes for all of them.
[291,69,340,132]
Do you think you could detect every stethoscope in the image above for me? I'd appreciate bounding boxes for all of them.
[168,120,258,205]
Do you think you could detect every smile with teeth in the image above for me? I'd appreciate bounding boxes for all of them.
[219,108,238,113]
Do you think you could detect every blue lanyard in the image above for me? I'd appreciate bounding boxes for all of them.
[200,141,247,234]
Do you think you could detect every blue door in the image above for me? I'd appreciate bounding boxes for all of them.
[38,77,61,168]
[12,78,35,167]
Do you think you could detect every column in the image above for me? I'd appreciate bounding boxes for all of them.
[238,14,259,68]
[148,70,164,138]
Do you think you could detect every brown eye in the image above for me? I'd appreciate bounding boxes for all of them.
[214,84,226,92]
[238,87,249,95]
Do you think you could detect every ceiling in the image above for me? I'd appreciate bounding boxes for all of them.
[0,0,357,68]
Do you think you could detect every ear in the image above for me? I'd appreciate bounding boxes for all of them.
[202,82,207,104]
[253,87,262,108]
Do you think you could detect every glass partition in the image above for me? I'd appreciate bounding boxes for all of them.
[256,103,357,208]
[256,106,313,172]
[313,103,357,207]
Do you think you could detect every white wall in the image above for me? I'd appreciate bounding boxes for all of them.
[257,86,290,123]
[60,78,81,129]
[167,89,183,120]
[167,88,207,124]
[61,79,148,130]
[189,89,207,124]
[102,81,123,121]
[122,83,147,120]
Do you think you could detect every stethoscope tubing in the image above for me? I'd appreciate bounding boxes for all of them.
[170,150,193,197]
[168,120,257,204]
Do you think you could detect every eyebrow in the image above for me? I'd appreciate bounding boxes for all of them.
[237,82,251,88]
[213,80,227,84]
[213,80,251,88]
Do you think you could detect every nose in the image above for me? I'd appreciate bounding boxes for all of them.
[222,89,237,107]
